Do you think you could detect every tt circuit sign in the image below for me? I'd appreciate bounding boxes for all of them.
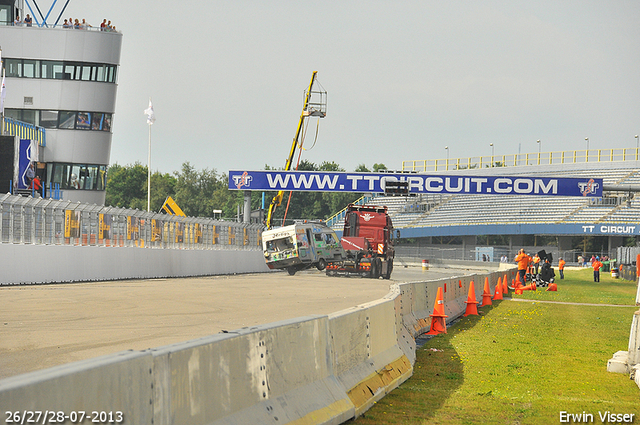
[229,170,603,198]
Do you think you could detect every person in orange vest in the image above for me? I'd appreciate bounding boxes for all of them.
[558,257,566,279]
[532,253,541,275]
[592,256,603,282]
[515,249,529,284]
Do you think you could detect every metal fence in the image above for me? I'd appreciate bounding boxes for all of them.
[0,193,264,250]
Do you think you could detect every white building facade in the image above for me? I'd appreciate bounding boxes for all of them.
[0,0,122,204]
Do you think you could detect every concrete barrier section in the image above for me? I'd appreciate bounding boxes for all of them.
[0,244,269,284]
[0,350,154,424]
[151,316,353,425]
[329,298,412,417]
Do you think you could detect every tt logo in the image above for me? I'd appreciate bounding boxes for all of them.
[233,172,252,189]
[578,179,599,196]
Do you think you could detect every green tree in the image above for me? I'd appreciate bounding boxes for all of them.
[173,162,224,218]
[149,171,177,212]
[105,162,148,209]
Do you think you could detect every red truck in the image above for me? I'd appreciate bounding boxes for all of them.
[326,204,395,279]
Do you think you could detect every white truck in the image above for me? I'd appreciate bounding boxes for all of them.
[262,221,344,275]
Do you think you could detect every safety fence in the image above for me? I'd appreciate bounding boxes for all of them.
[0,193,264,250]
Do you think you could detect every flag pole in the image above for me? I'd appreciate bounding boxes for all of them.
[147,121,151,212]
[144,98,155,212]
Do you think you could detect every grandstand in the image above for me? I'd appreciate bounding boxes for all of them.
[328,148,640,262]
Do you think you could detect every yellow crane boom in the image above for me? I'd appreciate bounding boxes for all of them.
[265,71,326,229]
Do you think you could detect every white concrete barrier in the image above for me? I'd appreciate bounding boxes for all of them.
[329,296,412,417]
[607,277,640,389]
[0,350,154,423]
[0,244,269,284]
[151,316,353,425]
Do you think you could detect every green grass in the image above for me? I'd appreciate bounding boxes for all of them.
[349,269,639,424]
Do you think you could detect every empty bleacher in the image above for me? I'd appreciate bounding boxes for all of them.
[357,162,640,230]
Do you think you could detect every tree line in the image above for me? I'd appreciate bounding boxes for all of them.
[105,161,388,222]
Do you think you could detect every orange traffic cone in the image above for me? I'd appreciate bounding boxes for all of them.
[502,274,508,294]
[464,280,479,316]
[482,277,492,306]
[426,287,448,335]
[520,282,536,291]
[493,276,503,300]
[459,279,462,288]
[511,274,523,290]
[546,283,557,291]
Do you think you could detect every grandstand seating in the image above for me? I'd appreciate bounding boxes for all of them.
[353,162,640,231]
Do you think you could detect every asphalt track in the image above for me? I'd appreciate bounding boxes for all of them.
[0,265,471,380]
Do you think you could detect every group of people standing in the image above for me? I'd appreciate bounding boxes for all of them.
[14,14,33,26]
[60,18,116,31]
[513,249,607,283]
[513,249,566,284]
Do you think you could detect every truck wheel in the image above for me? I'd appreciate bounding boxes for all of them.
[287,267,297,276]
[316,258,327,271]
[372,258,382,279]
[383,259,393,279]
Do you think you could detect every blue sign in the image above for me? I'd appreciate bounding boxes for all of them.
[228,170,603,197]
[393,223,640,239]
[18,139,36,189]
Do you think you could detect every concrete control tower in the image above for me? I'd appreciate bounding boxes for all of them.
[0,0,122,205]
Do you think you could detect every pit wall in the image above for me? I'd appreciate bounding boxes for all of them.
[0,268,517,425]
[0,244,269,284]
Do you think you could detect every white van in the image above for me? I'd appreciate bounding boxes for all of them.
[262,222,344,275]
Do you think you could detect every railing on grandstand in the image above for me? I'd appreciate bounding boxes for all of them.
[324,195,371,228]
[2,117,46,146]
[402,148,640,172]
[0,193,263,250]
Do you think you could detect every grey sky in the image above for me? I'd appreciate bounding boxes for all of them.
[64,1,640,175]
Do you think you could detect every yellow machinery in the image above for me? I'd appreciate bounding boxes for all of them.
[160,196,186,216]
[265,71,326,229]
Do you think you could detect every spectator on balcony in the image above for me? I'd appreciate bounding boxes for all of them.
[62,19,71,28]
[14,15,21,26]
[24,14,32,27]
[100,19,107,31]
